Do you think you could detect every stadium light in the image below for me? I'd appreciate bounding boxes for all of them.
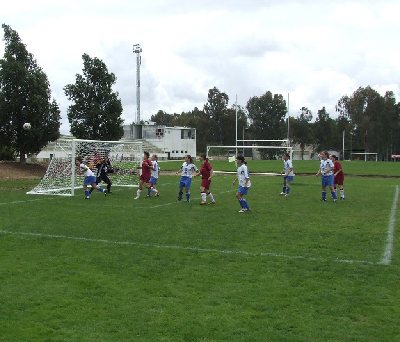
[133,44,142,124]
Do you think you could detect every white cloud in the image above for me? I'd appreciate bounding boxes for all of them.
[1,0,400,134]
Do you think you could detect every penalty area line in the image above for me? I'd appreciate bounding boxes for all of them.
[379,185,399,265]
[0,229,375,265]
[0,198,50,206]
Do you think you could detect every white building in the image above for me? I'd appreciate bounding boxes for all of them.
[123,123,196,160]
[34,123,197,161]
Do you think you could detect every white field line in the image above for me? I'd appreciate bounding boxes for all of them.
[213,171,280,176]
[0,198,48,206]
[3,187,395,266]
[103,190,233,209]
[1,189,232,209]
[0,229,375,265]
[379,185,399,265]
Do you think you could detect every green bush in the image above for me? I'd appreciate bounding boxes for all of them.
[0,145,16,160]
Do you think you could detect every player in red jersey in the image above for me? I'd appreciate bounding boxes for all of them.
[330,155,345,200]
[196,153,215,205]
[134,151,153,199]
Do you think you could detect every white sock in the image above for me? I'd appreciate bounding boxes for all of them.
[207,193,215,202]
[136,189,141,198]
[201,192,206,202]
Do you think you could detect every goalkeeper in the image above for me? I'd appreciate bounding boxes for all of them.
[90,157,112,194]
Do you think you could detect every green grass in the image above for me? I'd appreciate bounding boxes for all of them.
[0,173,399,341]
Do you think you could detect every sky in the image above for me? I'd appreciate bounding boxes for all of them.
[1,0,400,135]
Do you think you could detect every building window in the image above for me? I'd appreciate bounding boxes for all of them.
[155,128,164,138]
[181,129,195,139]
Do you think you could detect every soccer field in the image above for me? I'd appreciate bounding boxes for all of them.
[0,174,399,341]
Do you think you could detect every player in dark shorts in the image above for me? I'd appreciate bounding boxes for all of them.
[90,157,113,194]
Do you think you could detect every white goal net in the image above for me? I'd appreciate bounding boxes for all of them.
[27,139,143,196]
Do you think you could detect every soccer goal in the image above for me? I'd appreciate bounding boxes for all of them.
[27,139,143,196]
[207,140,292,161]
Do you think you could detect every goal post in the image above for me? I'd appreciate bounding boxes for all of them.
[207,143,293,161]
[27,138,143,196]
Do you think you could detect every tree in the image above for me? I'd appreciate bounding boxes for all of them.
[381,91,400,159]
[291,107,313,160]
[246,91,287,158]
[336,86,393,159]
[151,110,176,126]
[313,107,338,152]
[0,24,60,163]
[64,54,124,140]
[203,87,229,145]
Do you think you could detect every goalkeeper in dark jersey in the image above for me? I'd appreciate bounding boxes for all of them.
[90,157,113,194]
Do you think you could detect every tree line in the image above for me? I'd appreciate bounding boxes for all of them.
[151,86,400,161]
[1,24,399,162]
[0,24,123,162]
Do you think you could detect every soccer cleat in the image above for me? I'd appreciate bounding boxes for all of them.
[321,199,326,202]
[200,201,207,205]
[333,199,337,203]
[238,208,248,213]
[284,194,289,197]
[280,192,285,195]
[209,201,216,205]
[134,196,139,200]
[85,196,90,200]
[155,193,160,197]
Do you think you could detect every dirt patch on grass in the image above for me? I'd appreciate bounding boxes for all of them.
[0,161,47,179]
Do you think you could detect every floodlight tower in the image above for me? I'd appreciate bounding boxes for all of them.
[133,44,142,124]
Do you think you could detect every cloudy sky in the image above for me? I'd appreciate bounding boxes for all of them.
[2,0,400,134]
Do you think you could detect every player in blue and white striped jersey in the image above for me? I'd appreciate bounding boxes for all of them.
[232,155,251,213]
[75,156,107,199]
[176,155,198,202]
[147,154,160,197]
[316,151,337,202]
[280,152,294,196]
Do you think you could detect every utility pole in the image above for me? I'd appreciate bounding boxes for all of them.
[133,44,142,124]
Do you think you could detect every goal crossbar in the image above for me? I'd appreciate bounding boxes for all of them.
[236,139,289,143]
[206,145,293,160]
[207,145,292,150]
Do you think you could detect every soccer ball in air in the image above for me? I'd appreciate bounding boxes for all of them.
[23,122,31,130]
